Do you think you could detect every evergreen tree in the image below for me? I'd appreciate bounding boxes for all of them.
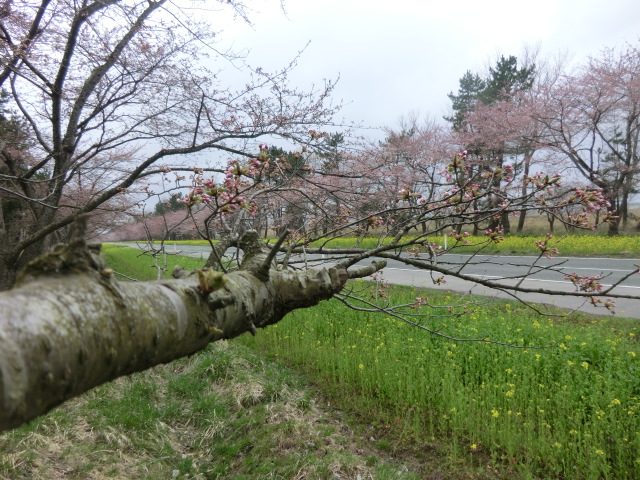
[481,55,535,104]
[446,56,536,234]
[445,71,486,130]
[446,56,535,129]
[154,193,187,215]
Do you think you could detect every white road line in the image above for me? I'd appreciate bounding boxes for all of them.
[558,267,635,272]
[442,254,639,262]
[501,278,640,290]
[384,268,640,290]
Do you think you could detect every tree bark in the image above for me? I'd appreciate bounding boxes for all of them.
[516,154,532,233]
[0,219,384,432]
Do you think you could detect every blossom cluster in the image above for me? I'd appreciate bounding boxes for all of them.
[535,233,561,259]
[396,187,423,202]
[484,228,505,243]
[564,272,603,293]
[588,296,617,314]
[524,172,563,189]
[440,150,470,182]
[448,230,471,244]
[177,146,273,215]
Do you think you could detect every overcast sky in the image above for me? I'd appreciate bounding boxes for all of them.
[205,0,640,136]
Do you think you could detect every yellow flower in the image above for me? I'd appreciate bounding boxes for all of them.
[595,449,605,455]
[581,362,589,370]
[470,444,477,450]
[611,398,621,405]
[491,409,499,418]
[358,363,364,370]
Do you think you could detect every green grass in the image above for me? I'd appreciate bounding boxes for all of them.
[444,234,640,257]
[305,234,640,257]
[0,342,420,479]
[119,233,640,258]
[4,244,638,479]
[113,244,640,478]
[240,284,640,479]
[102,243,640,478]
[101,244,208,280]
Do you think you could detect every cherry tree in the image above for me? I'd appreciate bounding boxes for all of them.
[0,0,340,289]
[365,116,451,234]
[1,4,639,435]
[2,135,638,432]
[533,43,640,235]
[446,55,537,234]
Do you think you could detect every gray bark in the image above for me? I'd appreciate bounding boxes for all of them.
[0,218,384,432]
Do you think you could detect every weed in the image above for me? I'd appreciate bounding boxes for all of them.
[243,283,640,479]
[0,343,420,479]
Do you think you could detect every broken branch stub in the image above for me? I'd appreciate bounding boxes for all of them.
[0,223,385,432]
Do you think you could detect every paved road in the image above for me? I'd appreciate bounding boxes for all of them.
[318,252,639,318]
[379,255,640,319]
[111,243,640,318]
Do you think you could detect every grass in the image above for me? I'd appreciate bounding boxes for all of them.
[98,244,640,478]
[241,283,640,479]
[121,232,640,258]
[3,244,639,479]
[101,244,208,281]
[303,234,640,257]
[0,342,421,479]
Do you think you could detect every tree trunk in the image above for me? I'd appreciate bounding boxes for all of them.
[0,240,49,291]
[607,216,620,236]
[516,155,531,233]
[501,211,511,234]
[516,210,527,233]
[0,192,62,291]
[0,219,384,432]
[606,192,620,236]
[620,190,629,230]
[547,214,555,234]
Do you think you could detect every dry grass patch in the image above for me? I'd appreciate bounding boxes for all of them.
[1,342,421,479]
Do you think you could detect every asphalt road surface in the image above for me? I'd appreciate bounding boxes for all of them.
[379,255,640,319]
[111,243,640,319]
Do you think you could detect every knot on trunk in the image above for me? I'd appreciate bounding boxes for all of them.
[15,215,111,286]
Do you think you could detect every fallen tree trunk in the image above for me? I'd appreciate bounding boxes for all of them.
[0,220,384,432]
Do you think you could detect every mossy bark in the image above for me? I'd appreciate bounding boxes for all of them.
[0,221,383,432]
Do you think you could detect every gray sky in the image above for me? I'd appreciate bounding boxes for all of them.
[207,0,640,135]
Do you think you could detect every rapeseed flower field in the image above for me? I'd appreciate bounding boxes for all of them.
[164,234,640,257]
[102,239,640,477]
[243,284,640,479]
